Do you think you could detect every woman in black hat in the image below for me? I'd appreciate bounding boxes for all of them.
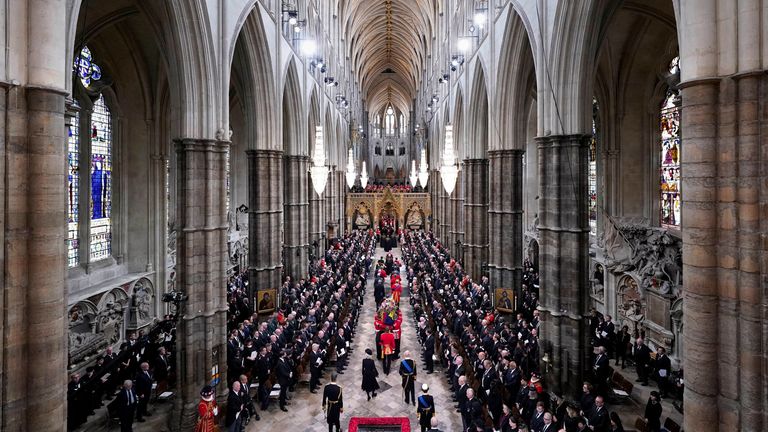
[644,391,662,432]
[361,348,380,400]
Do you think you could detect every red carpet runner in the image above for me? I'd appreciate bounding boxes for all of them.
[348,417,411,432]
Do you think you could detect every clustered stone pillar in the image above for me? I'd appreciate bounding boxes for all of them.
[488,150,523,304]
[536,134,589,397]
[429,169,441,235]
[309,174,325,256]
[247,150,283,300]
[325,167,338,236]
[462,158,489,279]
[681,73,767,432]
[283,155,309,280]
[338,171,346,233]
[173,138,229,430]
[438,171,451,245]
[1,86,69,431]
[450,169,465,260]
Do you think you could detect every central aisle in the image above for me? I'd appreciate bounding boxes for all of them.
[254,245,462,432]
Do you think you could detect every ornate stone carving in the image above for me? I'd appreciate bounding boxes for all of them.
[68,301,103,365]
[129,278,155,329]
[600,220,682,298]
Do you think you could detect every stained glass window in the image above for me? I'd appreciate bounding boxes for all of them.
[660,57,681,228]
[90,95,113,261]
[74,46,102,88]
[589,98,599,235]
[67,107,80,267]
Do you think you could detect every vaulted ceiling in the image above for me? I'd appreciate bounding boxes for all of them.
[339,0,435,116]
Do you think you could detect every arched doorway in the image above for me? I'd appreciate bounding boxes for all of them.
[379,202,398,251]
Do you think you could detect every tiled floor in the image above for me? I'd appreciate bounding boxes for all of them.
[251,246,463,432]
[75,244,675,432]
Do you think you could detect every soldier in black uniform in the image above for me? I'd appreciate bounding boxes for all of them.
[322,373,344,432]
[399,350,417,405]
[416,384,435,432]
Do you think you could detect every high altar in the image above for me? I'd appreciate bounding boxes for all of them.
[346,187,432,231]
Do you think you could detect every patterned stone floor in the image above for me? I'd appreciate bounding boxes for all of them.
[75,244,670,432]
[251,245,463,432]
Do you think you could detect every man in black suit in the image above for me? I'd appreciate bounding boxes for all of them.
[464,388,483,430]
[428,417,443,432]
[423,329,435,373]
[455,375,469,430]
[655,347,672,397]
[588,396,609,432]
[309,343,322,393]
[276,350,292,412]
[632,338,652,385]
[115,380,138,432]
[417,384,435,432]
[225,380,244,432]
[322,373,344,432]
[153,347,171,393]
[134,362,153,422]
[592,346,610,392]
[238,374,260,422]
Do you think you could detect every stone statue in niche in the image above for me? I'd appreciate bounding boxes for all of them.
[591,264,605,297]
[132,281,153,324]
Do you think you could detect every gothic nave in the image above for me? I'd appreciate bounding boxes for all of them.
[1,1,767,431]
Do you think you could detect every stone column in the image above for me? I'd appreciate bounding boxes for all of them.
[324,167,335,238]
[283,155,309,280]
[488,150,524,304]
[449,169,464,260]
[309,173,325,257]
[1,86,69,431]
[462,159,489,279]
[536,134,589,397]
[247,150,283,299]
[430,169,441,235]
[173,138,229,430]
[437,171,451,244]
[679,73,768,432]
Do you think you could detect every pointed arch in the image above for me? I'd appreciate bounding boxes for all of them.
[282,59,303,155]
[496,6,537,151]
[232,4,275,151]
[467,62,489,159]
[452,88,464,161]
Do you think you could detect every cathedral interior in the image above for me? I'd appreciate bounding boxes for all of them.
[1,0,767,431]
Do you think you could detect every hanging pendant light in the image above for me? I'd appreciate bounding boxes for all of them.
[409,160,418,188]
[360,161,369,189]
[310,125,329,196]
[440,124,458,195]
[418,148,429,188]
[345,147,357,189]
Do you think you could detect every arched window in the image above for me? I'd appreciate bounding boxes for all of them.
[67,106,81,267]
[660,57,681,228]
[89,95,113,262]
[589,97,599,235]
[385,106,395,135]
